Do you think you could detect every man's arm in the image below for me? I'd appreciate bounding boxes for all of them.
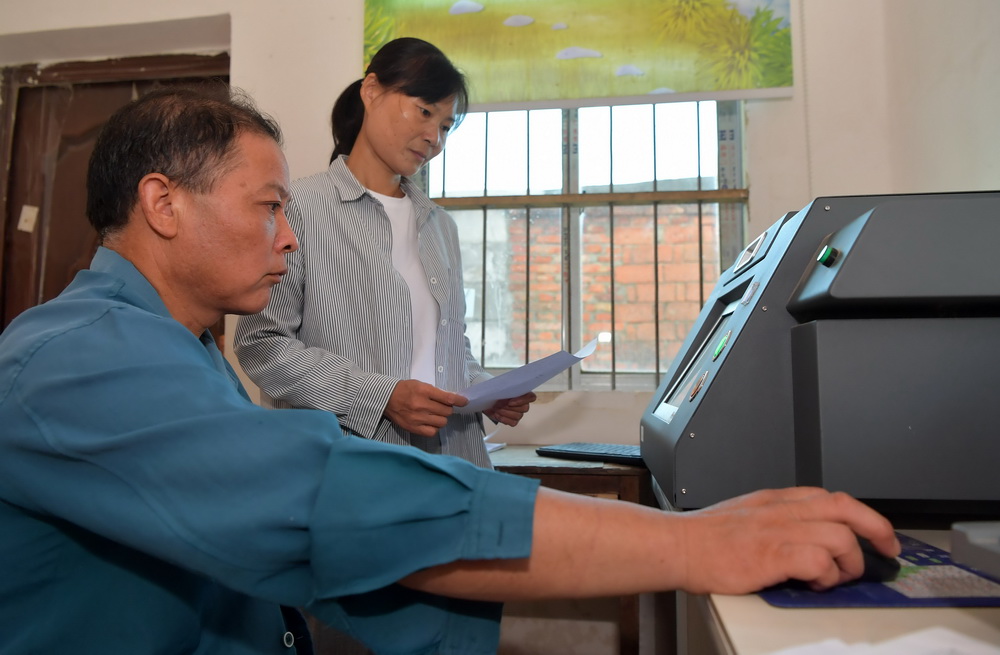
[400,485,900,601]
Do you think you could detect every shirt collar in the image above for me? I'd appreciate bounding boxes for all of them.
[327,155,438,217]
[90,247,235,379]
[90,247,174,321]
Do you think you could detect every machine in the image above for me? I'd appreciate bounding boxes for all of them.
[640,191,1000,518]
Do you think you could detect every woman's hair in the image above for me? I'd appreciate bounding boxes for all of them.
[330,37,469,163]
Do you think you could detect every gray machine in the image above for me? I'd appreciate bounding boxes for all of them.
[640,191,1000,516]
[952,522,1000,580]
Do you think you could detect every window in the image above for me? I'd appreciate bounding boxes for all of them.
[425,100,747,391]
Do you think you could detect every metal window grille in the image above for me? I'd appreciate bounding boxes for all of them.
[428,101,748,392]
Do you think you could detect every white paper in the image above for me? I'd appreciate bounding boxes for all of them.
[483,426,505,452]
[767,639,858,655]
[456,338,599,414]
[767,628,1000,655]
[867,627,1000,655]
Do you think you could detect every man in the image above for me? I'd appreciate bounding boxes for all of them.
[0,87,899,655]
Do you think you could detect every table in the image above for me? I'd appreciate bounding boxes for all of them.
[490,445,657,655]
[681,530,1000,654]
[490,445,653,505]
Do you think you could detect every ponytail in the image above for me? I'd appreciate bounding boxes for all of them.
[330,79,364,163]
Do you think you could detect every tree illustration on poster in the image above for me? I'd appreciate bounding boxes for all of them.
[363,0,793,107]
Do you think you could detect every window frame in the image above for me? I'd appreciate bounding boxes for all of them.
[428,101,749,391]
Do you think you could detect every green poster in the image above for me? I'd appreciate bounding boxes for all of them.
[365,0,792,107]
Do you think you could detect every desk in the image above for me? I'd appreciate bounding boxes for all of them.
[682,530,1000,654]
[491,445,656,655]
[490,445,653,506]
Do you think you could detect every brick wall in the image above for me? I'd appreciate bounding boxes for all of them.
[459,203,720,377]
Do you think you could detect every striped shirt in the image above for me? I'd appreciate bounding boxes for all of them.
[234,157,493,467]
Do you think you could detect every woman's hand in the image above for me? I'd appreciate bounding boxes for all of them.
[385,380,469,437]
[484,392,537,426]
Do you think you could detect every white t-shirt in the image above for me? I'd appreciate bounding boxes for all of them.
[369,189,439,384]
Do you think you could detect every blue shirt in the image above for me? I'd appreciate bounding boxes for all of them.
[0,248,539,654]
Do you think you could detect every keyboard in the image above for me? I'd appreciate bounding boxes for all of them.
[535,442,645,467]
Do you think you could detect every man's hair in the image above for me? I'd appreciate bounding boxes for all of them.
[86,85,283,241]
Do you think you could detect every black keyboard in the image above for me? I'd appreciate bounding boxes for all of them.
[535,442,645,467]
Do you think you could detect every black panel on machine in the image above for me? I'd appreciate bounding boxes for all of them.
[639,191,1000,521]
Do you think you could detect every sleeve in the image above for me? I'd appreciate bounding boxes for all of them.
[0,310,539,611]
[309,588,505,655]
[464,334,491,388]
[233,192,399,439]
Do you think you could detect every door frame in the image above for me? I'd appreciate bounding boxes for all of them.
[0,52,230,297]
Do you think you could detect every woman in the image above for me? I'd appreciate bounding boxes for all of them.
[235,37,535,468]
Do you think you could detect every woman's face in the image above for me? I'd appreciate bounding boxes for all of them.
[361,74,458,177]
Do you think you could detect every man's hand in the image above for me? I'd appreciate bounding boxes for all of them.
[484,392,537,426]
[675,487,901,595]
[400,486,898,602]
[385,380,468,437]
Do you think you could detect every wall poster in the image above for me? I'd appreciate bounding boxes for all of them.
[364,0,793,108]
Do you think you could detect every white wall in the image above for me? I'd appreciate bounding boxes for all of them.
[0,0,362,180]
[3,0,999,445]
[746,0,1000,236]
[882,0,1000,195]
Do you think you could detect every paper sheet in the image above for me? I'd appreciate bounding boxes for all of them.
[457,338,599,414]
[768,627,1000,655]
[483,426,505,452]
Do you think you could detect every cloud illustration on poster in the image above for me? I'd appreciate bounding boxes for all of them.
[616,65,644,76]
[449,1,483,15]
[556,47,602,60]
[504,15,534,27]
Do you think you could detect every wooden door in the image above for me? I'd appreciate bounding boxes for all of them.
[0,54,229,339]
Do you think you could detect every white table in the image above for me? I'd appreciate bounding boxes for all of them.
[680,530,1000,654]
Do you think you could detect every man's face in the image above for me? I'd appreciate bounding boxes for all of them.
[173,132,297,323]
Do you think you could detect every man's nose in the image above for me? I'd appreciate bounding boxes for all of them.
[276,210,299,253]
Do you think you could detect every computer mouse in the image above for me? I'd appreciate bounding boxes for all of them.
[857,535,901,583]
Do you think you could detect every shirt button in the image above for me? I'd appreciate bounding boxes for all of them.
[430,277,438,284]
[440,319,447,326]
[283,631,295,648]
[437,366,445,373]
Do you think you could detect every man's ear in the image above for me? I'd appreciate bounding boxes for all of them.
[137,173,179,239]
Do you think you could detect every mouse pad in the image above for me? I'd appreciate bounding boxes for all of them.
[759,533,1000,608]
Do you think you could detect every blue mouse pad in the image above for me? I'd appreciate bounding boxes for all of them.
[759,533,1000,608]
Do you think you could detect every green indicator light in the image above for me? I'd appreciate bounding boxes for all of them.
[817,245,840,267]
[713,330,731,360]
